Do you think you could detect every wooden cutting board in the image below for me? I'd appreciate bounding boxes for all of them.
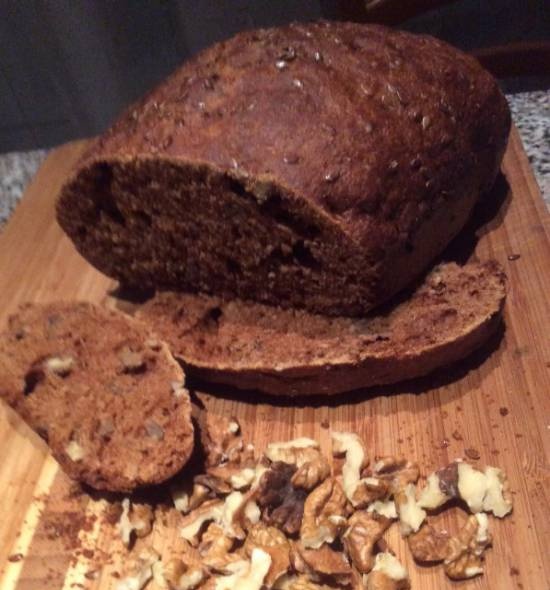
[0,128,549,589]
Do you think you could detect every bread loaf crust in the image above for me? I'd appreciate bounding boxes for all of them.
[57,21,510,316]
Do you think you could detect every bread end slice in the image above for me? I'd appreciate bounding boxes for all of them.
[136,260,506,396]
[0,302,194,491]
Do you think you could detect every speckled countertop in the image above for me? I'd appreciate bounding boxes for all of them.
[0,91,548,230]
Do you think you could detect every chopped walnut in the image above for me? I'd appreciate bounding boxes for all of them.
[482,466,512,517]
[118,498,154,548]
[199,523,240,574]
[372,457,419,495]
[265,438,330,491]
[65,439,86,462]
[444,514,491,580]
[163,430,511,589]
[300,478,349,549]
[394,484,426,536]
[331,432,369,505]
[201,415,245,467]
[417,463,460,510]
[257,462,307,535]
[274,575,336,590]
[407,523,450,562]
[365,552,410,590]
[367,500,397,520]
[163,556,207,590]
[343,511,391,574]
[180,500,224,545]
[292,542,353,586]
[244,522,291,586]
[195,473,233,495]
[213,548,271,590]
[116,549,160,590]
[171,481,213,515]
[352,477,390,509]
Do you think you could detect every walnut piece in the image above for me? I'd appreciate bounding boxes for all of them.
[331,432,369,506]
[292,542,353,586]
[407,523,450,563]
[244,522,291,587]
[343,511,391,574]
[202,415,245,467]
[163,556,207,590]
[180,500,224,545]
[418,461,512,518]
[116,549,160,590]
[257,462,307,535]
[45,355,74,376]
[444,514,491,580]
[372,457,419,495]
[365,552,410,590]
[300,478,349,549]
[213,548,271,590]
[394,484,426,536]
[65,440,86,462]
[118,498,154,548]
[198,523,240,574]
[265,438,330,491]
[353,477,390,509]
[274,575,336,590]
[118,346,145,373]
[367,500,397,520]
[417,470,453,510]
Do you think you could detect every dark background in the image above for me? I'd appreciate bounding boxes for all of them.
[1,0,548,153]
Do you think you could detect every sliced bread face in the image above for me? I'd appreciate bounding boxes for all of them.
[0,302,194,492]
[136,261,506,396]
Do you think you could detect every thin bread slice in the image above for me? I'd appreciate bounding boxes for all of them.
[0,302,194,492]
[136,261,506,396]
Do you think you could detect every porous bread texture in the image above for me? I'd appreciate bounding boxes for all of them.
[136,260,507,396]
[56,21,510,317]
[0,302,194,492]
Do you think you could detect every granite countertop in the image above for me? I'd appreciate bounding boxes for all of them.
[0,90,548,230]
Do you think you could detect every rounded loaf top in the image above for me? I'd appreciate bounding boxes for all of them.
[92,20,510,243]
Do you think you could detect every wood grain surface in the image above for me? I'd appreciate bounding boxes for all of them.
[0,128,549,589]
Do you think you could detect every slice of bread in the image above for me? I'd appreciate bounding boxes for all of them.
[0,302,194,492]
[136,261,506,396]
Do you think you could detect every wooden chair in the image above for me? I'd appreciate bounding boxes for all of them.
[322,0,550,79]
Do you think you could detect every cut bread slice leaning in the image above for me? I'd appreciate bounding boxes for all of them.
[136,261,506,396]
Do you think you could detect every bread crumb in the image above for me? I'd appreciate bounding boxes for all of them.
[464,448,481,461]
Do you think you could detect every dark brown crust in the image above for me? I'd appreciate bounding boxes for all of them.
[136,261,506,396]
[0,302,194,492]
[56,21,510,317]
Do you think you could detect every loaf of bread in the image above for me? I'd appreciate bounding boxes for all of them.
[135,261,506,395]
[57,21,510,316]
[0,302,194,492]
